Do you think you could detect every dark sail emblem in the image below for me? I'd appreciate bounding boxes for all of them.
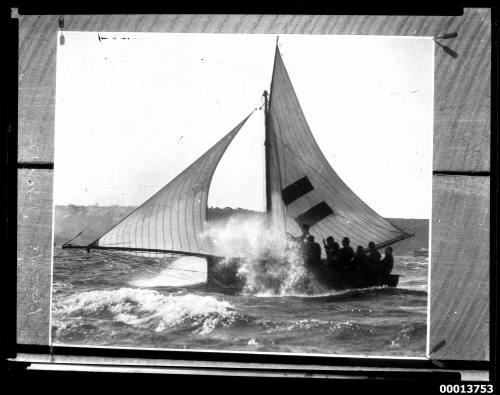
[282,176,314,205]
[294,202,334,228]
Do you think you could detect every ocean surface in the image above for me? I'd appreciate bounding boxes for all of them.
[51,246,428,357]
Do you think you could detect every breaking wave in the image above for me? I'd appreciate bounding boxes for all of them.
[52,288,246,335]
[203,216,327,295]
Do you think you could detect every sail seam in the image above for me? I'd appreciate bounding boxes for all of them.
[191,161,202,253]
[152,174,164,255]
[179,153,191,252]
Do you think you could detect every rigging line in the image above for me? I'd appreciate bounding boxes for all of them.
[178,156,191,252]
[170,157,184,252]
[161,177,167,252]
[62,227,89,246]
[190,163,202,253]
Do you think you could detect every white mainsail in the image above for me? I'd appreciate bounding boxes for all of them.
[66,42,412,258]
[88,113,254,257]
[266,45,412,249]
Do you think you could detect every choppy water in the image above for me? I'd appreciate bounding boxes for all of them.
[51,247,428,356]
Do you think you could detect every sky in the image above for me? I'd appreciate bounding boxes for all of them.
[54,32,433,219]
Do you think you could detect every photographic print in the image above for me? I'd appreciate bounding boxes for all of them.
[51,32,433,356]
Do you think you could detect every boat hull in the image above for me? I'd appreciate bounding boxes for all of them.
[206,257,399,293]
[312,265,400,290]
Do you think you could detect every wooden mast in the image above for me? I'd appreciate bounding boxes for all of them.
[263,89,271,220]
[264,36,279,223]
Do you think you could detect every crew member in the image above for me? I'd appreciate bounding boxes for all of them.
[380,246,394,281]
[294,224,311,243]
[304,235,322,273]
[352,245,368,270]
[367,241,382,273]
[323,236,340,268]
[339,237,355,268]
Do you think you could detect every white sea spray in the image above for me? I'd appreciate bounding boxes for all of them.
[202,216,328,295]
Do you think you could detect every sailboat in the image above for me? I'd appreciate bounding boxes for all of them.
[62,39,413,291]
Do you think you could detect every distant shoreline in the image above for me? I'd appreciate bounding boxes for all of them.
[54,203,429,221]
[53,205,429,255]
